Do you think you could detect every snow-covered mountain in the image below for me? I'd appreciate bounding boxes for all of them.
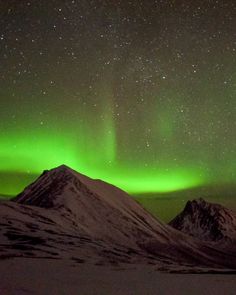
[169,198,236,244]
[13,165,174,249]
[1,166,236,270]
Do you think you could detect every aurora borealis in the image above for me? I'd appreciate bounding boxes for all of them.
[0,1,235,197]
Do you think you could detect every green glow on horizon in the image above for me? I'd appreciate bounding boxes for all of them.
[0,128,205,196]
[0,94,235,197]
[106,169,204,194]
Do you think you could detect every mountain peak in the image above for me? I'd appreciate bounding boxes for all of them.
[184,198,223,215]
[13,165,80,208]
[188,197,208,206]
[185,198,205,208]
[53,164,73,171]
[169,198,236,243]
[42,164,75,175]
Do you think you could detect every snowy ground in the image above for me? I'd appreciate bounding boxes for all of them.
[0,258,236,295]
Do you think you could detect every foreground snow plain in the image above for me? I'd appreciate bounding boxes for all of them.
[0,258,236,295]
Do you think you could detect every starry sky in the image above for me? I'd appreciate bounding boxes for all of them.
[0,0,236,198]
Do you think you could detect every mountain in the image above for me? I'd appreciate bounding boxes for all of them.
[13,165,173,250]
[169,198,236,244]
[1,166,236,270]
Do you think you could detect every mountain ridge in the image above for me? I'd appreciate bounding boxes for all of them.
[1,166,236,270]
[169,198,236,243]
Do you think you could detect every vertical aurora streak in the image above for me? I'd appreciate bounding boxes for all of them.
[0,1,235,197]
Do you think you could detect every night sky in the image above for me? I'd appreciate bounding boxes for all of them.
[0,1,236,198]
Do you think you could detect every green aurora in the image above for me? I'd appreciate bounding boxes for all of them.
[0,1,235,198]
[0,109,234,197]
[0,125,205,196]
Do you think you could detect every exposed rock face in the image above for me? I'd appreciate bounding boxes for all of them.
[169,198,236,243]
